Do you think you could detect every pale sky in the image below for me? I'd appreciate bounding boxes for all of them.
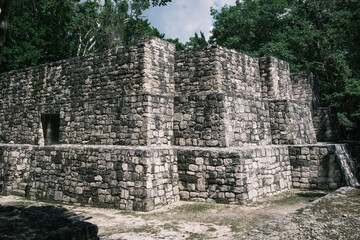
[143,0,237,43]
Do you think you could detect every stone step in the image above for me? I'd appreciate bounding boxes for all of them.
[335,144,360,187]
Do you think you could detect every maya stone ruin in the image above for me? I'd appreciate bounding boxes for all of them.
[0,37,359,211]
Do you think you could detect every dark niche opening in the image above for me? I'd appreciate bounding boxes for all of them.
[41,114,60,145]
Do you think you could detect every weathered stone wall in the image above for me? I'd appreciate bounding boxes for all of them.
[173,47,272,147]
[259,56,293,100]
[173,95,272,147]
[0,37,354,211]
[291,71,320,108]
[178,146,292,204]
[289,144,345,190]
[173,94,228,147]
[217,47,262,98]
[0,144,179,211]
[312,107,339,142]
[269,100,317,145]
[174,46,261,97]
[0,38,175,146]
[342,141,360,165]
[0,145,31,196]
[226,97,272,146]
[0,95,174,146]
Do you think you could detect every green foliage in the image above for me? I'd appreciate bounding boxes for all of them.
[150,0,171,6]
[211,0,360,139]
[185,31,208,50]
[70,0,167,55]
[165,38,185,51]
[0,0,77,72]
[210,0,289,56]
[123,18,165,45]
[1,0,171,71]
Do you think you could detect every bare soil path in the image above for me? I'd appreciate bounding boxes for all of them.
[0,189,329,239]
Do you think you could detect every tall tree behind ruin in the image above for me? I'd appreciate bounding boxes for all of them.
[211,0,360,139]
[71,0,165,56]
[0,0,13,63]
[0,0,171,72]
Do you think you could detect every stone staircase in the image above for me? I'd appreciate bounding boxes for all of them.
[335,144,360,187]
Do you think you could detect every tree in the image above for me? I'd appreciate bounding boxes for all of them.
[1,0,172,71]
[70,0,169,56]
[211,0,360,139]
[210,0,289,56]
[0,0,77,72]
[185,31,208,49]
[166,38,185,51]
[0,0,14,63]
[150,0,171,6]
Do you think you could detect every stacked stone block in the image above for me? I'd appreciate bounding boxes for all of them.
[291,71,320,109]
[226,97,272,146]
[178,146,292,204]
[0,38,175,146]
[0,37,355,211]
[269,100,317,145]
[0,144,179,211]
[0,38,179,211]
[259,56,293,100]
[312,107,338,142]
[174,47,272,147]
[217,47,262,98]
[289,145,345,189]
[290,71,339,142]
[0,145,31,196]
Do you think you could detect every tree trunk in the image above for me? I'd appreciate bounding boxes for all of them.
[0,0,14,63]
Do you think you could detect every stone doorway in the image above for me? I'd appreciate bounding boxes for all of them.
[41,114,60,145]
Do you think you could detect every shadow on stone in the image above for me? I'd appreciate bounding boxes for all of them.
[0,204,99,240]
[296,192,327,202]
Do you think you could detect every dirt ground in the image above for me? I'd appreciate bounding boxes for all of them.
[0,189,330,239]
[242,187,360,240]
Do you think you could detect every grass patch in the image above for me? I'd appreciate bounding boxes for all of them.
[161,222,180,232]
[186,232,206,240]
[345,188,360,198]
[174,203,213,213]
[132,225,159,234]
[227,213,273,233]
[249,190,329,207]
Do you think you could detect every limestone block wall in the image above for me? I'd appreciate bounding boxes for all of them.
[0,144,179,211]
[173,94,228,147]
[173,95,272,147]
[289,145,345,190]
[259,56,293,100]
[291,71,320,108]
[178,146,292,204]
[174,47,219,95]
[173,46,272,148]
[269,100,317,145]
[58,95,174,146]
[174,46,261,97]
[0,145,31,196]
[226,97,272,146]
[0,38,175,146]
[217,47,262,98]
[312,107,338,142]
[0,37,354,211]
